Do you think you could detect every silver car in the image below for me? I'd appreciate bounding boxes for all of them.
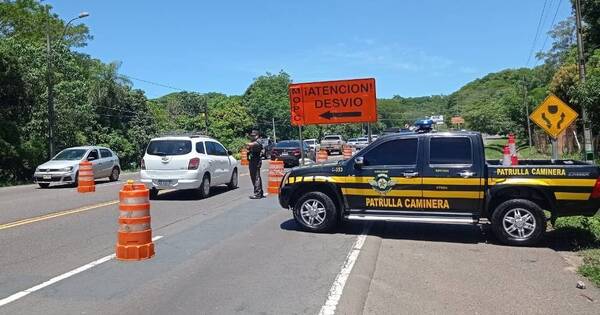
[34,146,121,188]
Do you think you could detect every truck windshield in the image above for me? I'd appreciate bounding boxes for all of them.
[52,149,87,160]
[147,140,192,156]
[323,136,340,140]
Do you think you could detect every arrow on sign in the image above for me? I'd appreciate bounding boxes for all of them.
[319,111,362,120]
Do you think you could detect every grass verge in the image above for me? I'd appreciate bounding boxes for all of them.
[553,216,600,287]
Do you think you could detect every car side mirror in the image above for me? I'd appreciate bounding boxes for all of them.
[87,156,96,161]
[227,150,233,155]
[354,156,364,169]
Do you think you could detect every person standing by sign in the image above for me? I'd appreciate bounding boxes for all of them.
[246,130,264,199]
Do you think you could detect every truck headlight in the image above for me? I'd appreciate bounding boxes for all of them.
[61,166,74,172]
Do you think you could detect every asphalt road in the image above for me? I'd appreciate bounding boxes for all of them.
[0,159,598,314]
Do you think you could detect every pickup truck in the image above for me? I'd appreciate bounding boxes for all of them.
[278,132,600,246]
[320,135,345,154]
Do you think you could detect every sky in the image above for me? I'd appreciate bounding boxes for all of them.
[49,0,572,99]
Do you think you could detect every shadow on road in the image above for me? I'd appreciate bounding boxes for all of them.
[153,186,233,201]
[38,179,116,190]
[280,218,506,245]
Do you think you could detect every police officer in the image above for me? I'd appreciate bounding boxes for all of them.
[246,130,264,199]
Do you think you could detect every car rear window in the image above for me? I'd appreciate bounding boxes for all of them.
[323,136,341,140]
[146,140,192,156]
[276,141,300,147]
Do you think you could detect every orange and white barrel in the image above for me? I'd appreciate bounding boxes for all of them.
[267,160,285,196]
[77,161,95,193]
[342,146,353,159]
[316,150,329,163]
[241,148,249,166]
[116,180,154,261]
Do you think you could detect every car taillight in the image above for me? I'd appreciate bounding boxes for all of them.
[141,159,146,170]
[591,177,600,198]
[293,150,301,156]
[188,157,200,170]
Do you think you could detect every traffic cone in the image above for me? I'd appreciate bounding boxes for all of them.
[116,180,154,261]
[502,145,511,166]
[508,133,518,165]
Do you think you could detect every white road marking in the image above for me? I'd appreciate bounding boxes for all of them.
[318,224,371,315]
[0,235,164,307]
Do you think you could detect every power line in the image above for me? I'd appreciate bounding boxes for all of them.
[526,0,550,67]
[536,0,564,65]
[120,74,194,92]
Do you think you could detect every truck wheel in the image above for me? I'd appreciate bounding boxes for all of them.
[293,192,337,232]
[491,199,545,246]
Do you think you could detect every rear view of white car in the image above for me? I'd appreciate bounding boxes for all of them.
[140,135,238,199]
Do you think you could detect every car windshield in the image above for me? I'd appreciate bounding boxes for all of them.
[276,141,300,147]
[146,140,192,156]
[323,136,340,140]
[52,149,87,160]
[358,137,368,142]
[304,140,315,145]
[349,138,357,142]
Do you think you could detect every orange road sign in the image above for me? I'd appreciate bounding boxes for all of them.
[289,78,377,126]
[530,94,578,139]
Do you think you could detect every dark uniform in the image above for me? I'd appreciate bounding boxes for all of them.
[247,133,264,199]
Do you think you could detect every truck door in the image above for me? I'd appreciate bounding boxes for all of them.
[345,137,422,212]
[422,136,484,215]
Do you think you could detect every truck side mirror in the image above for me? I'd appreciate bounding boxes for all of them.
[354,156,364,169]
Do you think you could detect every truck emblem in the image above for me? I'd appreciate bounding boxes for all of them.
[368,173,396,195]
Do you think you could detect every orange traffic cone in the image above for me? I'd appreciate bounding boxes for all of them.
[77,161,95,193]
[116,180,154,261]
[267,160,285,196]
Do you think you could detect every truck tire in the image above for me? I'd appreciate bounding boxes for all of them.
[491,199,546,246]
[293,191,337,232]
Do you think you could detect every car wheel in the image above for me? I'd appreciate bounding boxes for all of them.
[198,174,211,199]
[491,199,546,246]
[109,167,120,182]
[38,183,50,189]
[228,169,238,190]
[293,192,338,232]
[149,188,159,200]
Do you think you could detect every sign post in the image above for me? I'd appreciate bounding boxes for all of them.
[529,94,579,161]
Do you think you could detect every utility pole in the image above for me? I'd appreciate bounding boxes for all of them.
[46,28,55,159]
[575,0,595,161]
[45,9,89,159]
[272,117,277,142]
[204,102,209,135]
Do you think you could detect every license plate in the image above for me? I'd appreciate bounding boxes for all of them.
[43,175,51,180]
[157,179,173,186]
[281,152,288,156]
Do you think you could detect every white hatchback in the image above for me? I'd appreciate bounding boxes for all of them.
[140,135,238,199]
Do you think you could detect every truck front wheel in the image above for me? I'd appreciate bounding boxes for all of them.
[491,199,546,246]
[293,192,338,232]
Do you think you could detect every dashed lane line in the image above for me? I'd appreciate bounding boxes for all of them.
[0,235,164,307]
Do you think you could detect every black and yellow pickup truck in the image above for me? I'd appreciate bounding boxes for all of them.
[278,132,600,245]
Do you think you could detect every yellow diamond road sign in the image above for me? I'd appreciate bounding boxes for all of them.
[530,94,578,139]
